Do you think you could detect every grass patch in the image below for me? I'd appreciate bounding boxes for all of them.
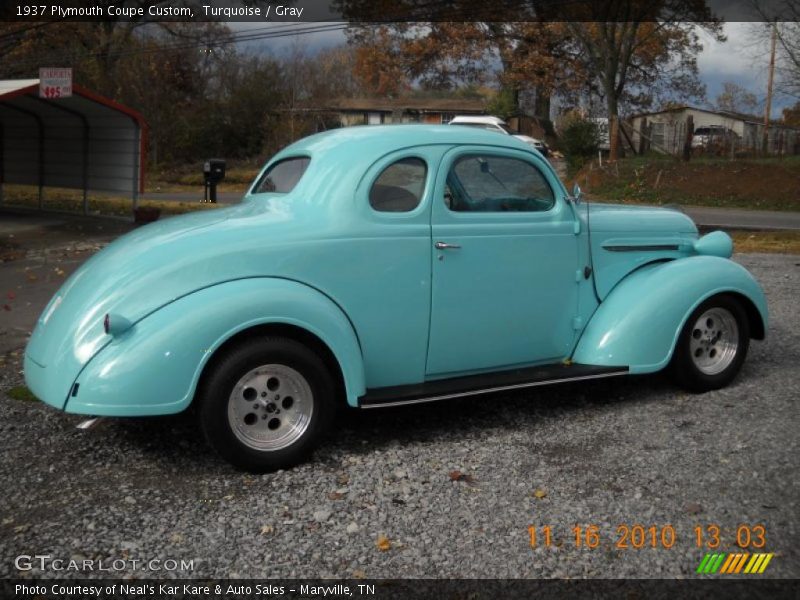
[731,230,800,254]
[7,385,37,402]
[2,185,221,217]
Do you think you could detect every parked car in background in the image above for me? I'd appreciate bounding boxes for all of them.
[449,115,550,156]
[25,125,767,472]
[691,125,739,150]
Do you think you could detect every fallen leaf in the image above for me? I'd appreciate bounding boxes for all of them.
[336,473,350,486]
[352,569,367,579]
[533,489,547,499]
[2,304,10,311]
[260,525,274,535]
[7,291,15,300]
[327,492,344,501]
[26,273,38,282]
[376,535,391,551]
[449,470,475,484]
[685,502,703,515]
[13,524,29,533]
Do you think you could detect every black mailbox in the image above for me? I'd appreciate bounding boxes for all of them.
[202,159,226,203]
[203,159,226,183]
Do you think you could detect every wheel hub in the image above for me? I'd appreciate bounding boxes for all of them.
[227,364,313,451]
[688,307,739,376]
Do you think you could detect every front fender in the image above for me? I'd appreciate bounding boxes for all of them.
[66,278,366,416]
[572,256,767,373]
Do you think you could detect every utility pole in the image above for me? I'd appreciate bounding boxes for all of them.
[763,21,777,155]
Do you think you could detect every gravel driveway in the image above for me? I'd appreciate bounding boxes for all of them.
[0,215,797,580]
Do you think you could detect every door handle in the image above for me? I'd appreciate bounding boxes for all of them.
[435,241,461,250]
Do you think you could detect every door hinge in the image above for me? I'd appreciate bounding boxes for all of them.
[572,316,584,331]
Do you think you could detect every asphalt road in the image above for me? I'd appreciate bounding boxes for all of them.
[0,211,798,581]
[140,191,800,231]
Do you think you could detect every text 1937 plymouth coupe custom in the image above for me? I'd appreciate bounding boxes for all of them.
[24,125,767,471]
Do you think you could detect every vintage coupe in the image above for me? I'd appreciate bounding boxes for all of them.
[25,125,767,471]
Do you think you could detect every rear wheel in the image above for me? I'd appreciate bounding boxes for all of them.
[670,295,750,392]
[199,337,334,472]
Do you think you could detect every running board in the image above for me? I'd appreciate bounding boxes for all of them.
[358,364,629,409]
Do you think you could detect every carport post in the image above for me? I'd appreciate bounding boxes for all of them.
[30,96,91,215]
[132,124,140,210]
[0,121,4,206]
[37,115,44,209]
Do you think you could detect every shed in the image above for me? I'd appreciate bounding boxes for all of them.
[0,79,147,210]
[629,105,799,156]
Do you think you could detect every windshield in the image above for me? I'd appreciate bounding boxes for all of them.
[252,157,310,194]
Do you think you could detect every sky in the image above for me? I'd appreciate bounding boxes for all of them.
[237,22,794,118]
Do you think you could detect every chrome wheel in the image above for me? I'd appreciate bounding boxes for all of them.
[227,364,314,452]
[688,308,739,376]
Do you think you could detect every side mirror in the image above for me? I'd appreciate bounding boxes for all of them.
[572,183,583,204]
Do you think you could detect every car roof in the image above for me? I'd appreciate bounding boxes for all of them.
[273,124,534,161]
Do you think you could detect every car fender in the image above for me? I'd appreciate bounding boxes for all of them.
[67,278,366,416]
[572,256,767,373]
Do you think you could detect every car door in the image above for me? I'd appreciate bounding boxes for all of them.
[426,147,580,376]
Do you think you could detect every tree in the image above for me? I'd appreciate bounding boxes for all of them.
[715,82,759,114]
[338,1,724,159]
[562,2,723,159]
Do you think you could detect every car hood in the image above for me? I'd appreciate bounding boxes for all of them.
[586,203,698,299]
[26,197,310,379]
[513,134,544,145]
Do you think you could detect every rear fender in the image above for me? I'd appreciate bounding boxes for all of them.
[572,256,767,373]
[67,278,365,416]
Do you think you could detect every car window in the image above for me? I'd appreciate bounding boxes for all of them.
[253,157,310,194]
[369,158,427,212]
[446,154,554,213]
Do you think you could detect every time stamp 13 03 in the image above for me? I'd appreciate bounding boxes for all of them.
[527,523,768,550]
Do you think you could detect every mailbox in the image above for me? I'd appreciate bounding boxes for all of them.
[203,159,226,183]
[202,158,226,203]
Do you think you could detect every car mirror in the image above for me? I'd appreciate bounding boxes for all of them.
[572,183,582,204]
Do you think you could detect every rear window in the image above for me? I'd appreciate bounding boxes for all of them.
[253,157,310,194]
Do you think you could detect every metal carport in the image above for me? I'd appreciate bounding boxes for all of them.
[0,79,146,211]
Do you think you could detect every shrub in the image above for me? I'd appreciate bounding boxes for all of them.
[560,114,600,172]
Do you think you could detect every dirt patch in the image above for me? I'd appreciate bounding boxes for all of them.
[577,156,800,211]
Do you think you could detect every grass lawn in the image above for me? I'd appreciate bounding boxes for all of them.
[1,185,219,217]
[578,154,800,212]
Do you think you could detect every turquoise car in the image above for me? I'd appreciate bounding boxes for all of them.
[24,125,767,471]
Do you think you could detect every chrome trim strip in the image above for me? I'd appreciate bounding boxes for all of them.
[603,244,679,252]
[360,370,628,409]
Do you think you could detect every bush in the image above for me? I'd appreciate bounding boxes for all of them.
[560,114,600,172]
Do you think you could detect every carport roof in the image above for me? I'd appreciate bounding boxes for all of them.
[0,79,147,199]
[0,78,146,126]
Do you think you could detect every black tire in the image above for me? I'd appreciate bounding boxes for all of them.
[670,295,750,392]
[198,337,334,472]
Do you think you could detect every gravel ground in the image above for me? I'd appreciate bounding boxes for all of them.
[0,227,798,579]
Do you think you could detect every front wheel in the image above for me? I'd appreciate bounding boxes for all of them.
[670,295,750,392]
[198,337,334,472]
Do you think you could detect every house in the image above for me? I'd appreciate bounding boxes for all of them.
[284,97,486,129]
[629,105,799,156]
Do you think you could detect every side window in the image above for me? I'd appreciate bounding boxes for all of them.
[447,154,554,212]
[369,158,427,212]
[253,157,310,194]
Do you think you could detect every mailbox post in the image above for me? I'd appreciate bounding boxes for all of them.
[203,159,226,203]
